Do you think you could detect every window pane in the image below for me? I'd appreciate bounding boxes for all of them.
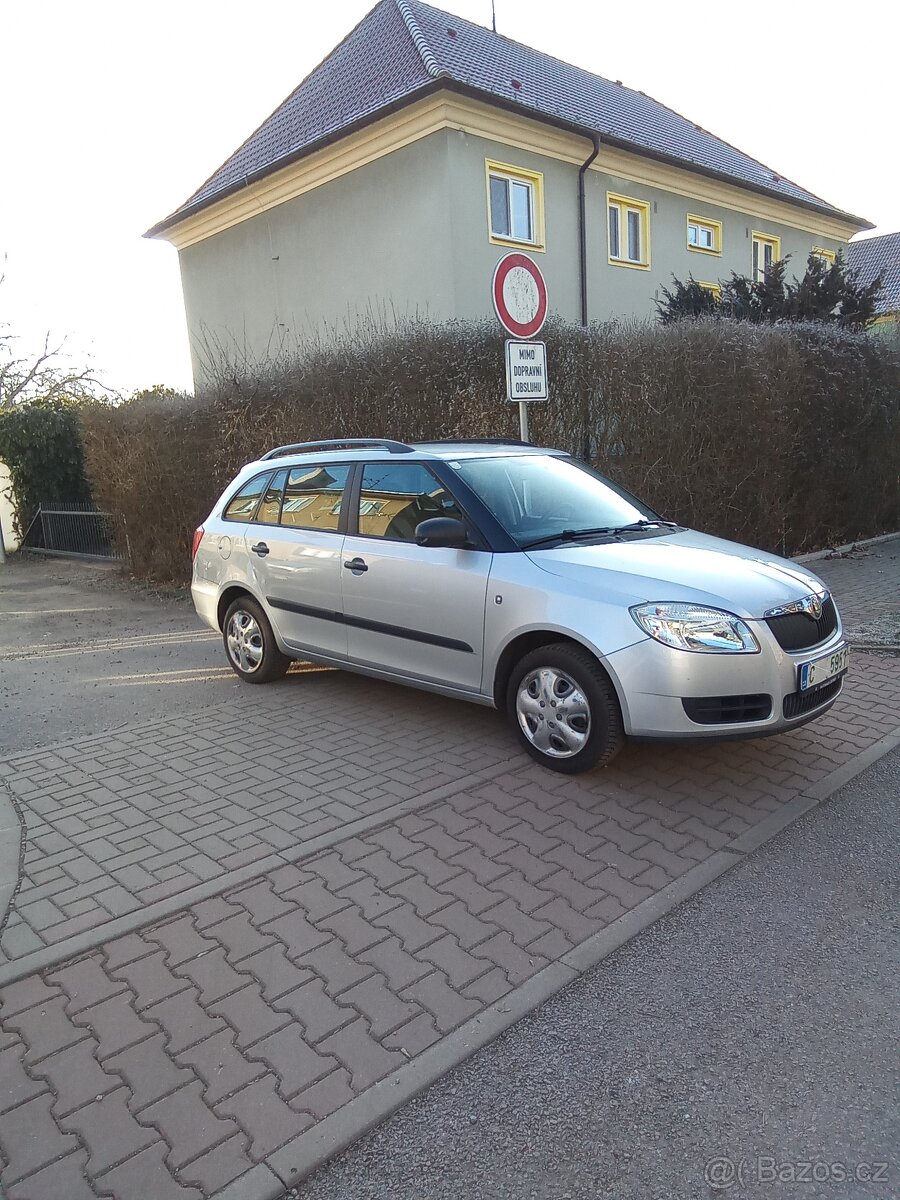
[223,472,272,521]
[358,463,464,542]
[510,180,533,241]
[490,176,510,237]
[688,223,699,245]
[764,242,773,271]
[256,469,288,524]
[608,205,620,258]
[627,209,641,261]
[700,226,713,248]
[453,455,653,547]
[280,464,351,532]
[753,240,761,281]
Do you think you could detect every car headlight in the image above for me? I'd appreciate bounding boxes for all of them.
[630,602,760,653]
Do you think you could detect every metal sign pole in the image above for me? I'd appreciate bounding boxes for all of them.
[518,400,530,442]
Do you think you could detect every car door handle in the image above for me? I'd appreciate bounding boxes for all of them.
[250,542,270,557]
[343,557,368,573]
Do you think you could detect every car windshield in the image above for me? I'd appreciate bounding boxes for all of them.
[451,454,661,547]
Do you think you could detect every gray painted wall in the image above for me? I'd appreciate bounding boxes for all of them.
[177,125,847,384]
[179,133,460,383]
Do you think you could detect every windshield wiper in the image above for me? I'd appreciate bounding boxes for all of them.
[521,519,678,550]
[607,519,680,534]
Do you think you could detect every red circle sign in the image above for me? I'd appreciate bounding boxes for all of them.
[491,253,548,338]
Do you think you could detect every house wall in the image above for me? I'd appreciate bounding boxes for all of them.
[444,128,846,324]
[173,101,852,382]
[178,133,459,384]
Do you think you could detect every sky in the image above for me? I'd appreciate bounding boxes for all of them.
[3,0,898,396]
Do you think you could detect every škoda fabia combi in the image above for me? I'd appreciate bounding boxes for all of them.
[192,439,848,773]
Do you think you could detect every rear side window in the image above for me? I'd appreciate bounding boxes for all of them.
[280,464,351,533]
[223,472,272,522]
[358,462,464,542]
[255,470,288,524]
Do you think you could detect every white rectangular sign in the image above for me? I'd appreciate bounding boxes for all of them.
[505,340,548,402]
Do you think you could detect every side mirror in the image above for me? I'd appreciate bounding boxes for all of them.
[415,517,470,548]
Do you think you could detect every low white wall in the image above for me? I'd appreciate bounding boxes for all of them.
[0,461,20,553]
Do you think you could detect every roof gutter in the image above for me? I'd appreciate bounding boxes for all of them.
[578,133,601,326]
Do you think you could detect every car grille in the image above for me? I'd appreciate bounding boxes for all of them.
[783,676,843,720]
[765,596,837,652]
[682,694,773,725]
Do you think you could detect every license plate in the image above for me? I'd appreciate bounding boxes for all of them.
[799,645,849,691]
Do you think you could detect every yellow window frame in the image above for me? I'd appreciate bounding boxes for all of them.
[485,160,545,251]
[607,193,651,270]
[698,281,721,300]
[812,246,836,265]
[687,213,723,256]
[752,231,782,281]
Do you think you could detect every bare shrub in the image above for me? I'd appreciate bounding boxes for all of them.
[80,317,900,585]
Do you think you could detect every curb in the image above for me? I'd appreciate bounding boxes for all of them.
[792,530,900,564]
[230,720,900,1198]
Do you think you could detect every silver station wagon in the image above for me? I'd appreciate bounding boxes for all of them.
[191,439,848,774]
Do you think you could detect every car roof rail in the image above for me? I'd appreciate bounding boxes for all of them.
[414,438,535,447]
[259,438,415,460]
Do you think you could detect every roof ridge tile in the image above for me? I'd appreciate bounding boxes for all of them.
[396,0,443,78]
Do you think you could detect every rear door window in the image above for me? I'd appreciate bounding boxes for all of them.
[280,464,352,533]
[223,472,273,522]
[357,462,465,542]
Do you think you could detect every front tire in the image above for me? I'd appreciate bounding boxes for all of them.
[507,642,624,774]
[223,596,291,684]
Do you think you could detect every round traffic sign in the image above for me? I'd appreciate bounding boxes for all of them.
[491,253,548,338]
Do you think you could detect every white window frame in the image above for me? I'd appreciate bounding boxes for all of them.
[752,232,781,283]
[687,214,722,255]
[486,161,545,250]
[608,193,651,269]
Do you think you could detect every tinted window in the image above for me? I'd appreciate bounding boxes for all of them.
[280,464,351,533]
[255,469,287,524]
[358,463,464,542]
[223,472,272,522]
[452,455,653,546]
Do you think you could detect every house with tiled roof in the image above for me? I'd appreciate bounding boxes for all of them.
[848,233,900,329]
[148,0,873,382]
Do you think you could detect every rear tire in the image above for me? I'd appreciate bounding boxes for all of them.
[506,642,624,774]
[223,596,291,684]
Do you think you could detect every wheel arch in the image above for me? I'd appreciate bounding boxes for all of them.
[492,629,627,719]
[216,583,261,631]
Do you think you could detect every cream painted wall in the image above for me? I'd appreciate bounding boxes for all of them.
[0,462,20,553]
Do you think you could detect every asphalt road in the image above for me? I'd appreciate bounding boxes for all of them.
[0,555,239,755]
[293,750,899,1200]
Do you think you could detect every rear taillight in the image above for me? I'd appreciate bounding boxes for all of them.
[191,526,205,562]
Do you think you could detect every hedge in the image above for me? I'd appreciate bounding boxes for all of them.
[78,317,900,585]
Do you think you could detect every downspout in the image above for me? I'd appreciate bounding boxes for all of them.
[578,132,601,326]
[578,133,601,461]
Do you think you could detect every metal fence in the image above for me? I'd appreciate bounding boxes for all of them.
[22,502,125,561]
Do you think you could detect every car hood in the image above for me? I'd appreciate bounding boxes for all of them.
[526,529,827,618]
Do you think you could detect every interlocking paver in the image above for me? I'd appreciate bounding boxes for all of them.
[178,1131,255,1194]
[210,983,290,1049]
[5,995,87,1064]
[401,970,481,1034]
[105,1032,194,1111]
[0,1042,46,1113]
[3,1150,97,1200]
[31,1037,121,1116]
[142,1079,240,1168]
[175,1028,266,1103]
[290,1067,356,1119]
[215,1076,313,1160]
[249,1026,338,1096]
[59,1086,158,1175]
[94,1140,201,1200]
[142,989,220,1057]
[318,1016,406,1090]
[272,977,356,1044]
[0,1093,79,1184]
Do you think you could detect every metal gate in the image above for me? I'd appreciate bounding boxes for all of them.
[22,502,124,561]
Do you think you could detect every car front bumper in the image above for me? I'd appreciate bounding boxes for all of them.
[606,620,847,740]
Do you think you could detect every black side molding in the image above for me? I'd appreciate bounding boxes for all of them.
[266,596,473,654]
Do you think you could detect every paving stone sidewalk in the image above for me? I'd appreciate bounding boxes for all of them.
[0,544,898,1199]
